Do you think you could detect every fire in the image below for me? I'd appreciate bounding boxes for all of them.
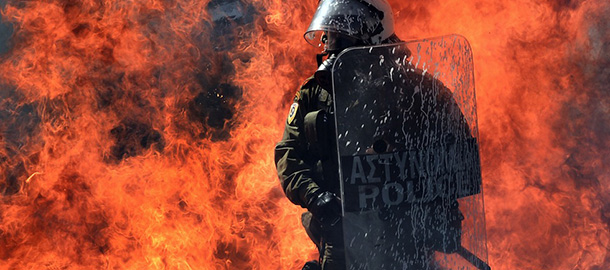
[0,0,608,269]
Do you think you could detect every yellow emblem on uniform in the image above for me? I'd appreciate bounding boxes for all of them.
[287,102,298,124]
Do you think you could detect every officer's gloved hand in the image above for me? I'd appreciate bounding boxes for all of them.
[307,191,341,227]
[301,260,321,270]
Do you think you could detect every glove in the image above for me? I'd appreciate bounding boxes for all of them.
[307,191,341,225]
[301,260,321,270]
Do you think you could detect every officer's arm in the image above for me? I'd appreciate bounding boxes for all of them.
[274,88,321,208]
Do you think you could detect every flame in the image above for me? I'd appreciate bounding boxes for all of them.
[0,0,608,269]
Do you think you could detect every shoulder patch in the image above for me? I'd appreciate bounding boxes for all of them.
[287,102,299,124]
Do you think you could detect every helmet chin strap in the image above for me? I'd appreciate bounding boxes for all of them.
[314,32,359,90]
[314,52,337,91]
[316,51,329,67]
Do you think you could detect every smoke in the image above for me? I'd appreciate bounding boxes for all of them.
[562,0,610,237]
[0,0,10,55]
[0,0,40,196]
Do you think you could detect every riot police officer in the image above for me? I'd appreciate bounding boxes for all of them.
[274,1,400,269]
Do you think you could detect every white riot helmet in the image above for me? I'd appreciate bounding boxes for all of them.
[304,0,395,50]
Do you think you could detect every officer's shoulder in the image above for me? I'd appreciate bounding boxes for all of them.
[303,77,331,94]
[296,77,324,100]
[299,76,318,90]
[408,68,454,102]
[409,69,450,89]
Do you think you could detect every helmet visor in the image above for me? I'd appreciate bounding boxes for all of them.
[304,0,384,48]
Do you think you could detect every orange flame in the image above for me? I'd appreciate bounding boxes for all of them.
[0,0,608,269]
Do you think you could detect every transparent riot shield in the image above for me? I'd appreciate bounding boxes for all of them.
[332,35,489,270]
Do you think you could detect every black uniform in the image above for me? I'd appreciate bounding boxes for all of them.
[275,64,477,269]
[275,77,344,269]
